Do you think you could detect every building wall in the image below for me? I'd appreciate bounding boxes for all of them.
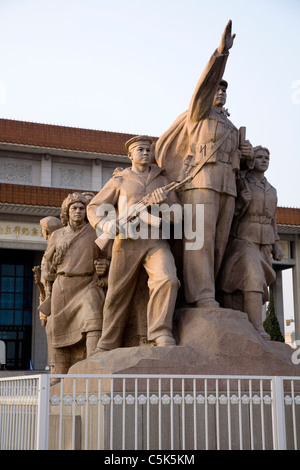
[0,144,130,370]
[0,147,131,192]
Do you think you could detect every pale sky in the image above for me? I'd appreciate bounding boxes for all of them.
[0,0,299,329]
[0,0,299,208]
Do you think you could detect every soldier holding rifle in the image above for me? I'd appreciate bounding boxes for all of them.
[87,135,183,350]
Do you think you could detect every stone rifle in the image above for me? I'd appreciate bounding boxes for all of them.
[95,174,193,251]
[95,124,246,253]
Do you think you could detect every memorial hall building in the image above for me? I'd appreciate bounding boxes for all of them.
[0,118,299,370]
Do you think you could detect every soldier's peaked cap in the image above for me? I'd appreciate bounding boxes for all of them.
[125,135,153,152]
[219,79,228,89]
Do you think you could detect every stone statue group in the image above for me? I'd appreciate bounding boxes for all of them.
[35,21,283,374]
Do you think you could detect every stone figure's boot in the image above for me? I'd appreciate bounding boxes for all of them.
[243,292,271,341]
[155,334,176,346]
[86,330,102,356]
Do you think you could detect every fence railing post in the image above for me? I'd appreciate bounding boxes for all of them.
[35,374,50,450]
[272,376,286,450]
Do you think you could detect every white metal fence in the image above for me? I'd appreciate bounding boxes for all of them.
[1,374,300,450]
[0,375,49,450]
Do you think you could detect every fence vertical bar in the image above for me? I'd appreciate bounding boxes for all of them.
[181,378,185,450]
[238,379,243,450]
[227,379,231,450]
[146,378,150,450]
[5,381,9,449]
[216,379,220,450]
[272,376,286,450]
[97,378,102,450]
[19,381,24,449]
[36,375,50,450]
[170,378,174,450]
[204,379,208,450]
[158,378,162,450]
[249,379,254,450]
[11,380,15,449]
[4,381,9,450]
[85,378,89,450]
[11,381,16,450]
[29,379,34,450]
[26,381,30,450]
[6,381,11,449]
[260,380,265,450]
[72,378,77,450]
[0,381,3,449]
[193,378,197,450]
[16,381,21,449]
[58,379,63,450]
[31,379,36,449]
[122,378,126,450]
[291,380,297,450]
[110,377,114,450]
[134,378,138,450]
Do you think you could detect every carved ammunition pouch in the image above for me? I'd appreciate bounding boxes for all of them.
[229,149,241,172]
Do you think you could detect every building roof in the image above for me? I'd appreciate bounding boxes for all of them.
[276,207,300,226]
[0,183,77,207]
[0,118,136,155]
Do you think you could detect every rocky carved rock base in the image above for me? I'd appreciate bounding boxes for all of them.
[68,307,300,377]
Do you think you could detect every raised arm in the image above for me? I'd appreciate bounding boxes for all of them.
[188,20,235,123]
[218,19,236,55]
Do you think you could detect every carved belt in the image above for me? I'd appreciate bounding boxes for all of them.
[57,272,94,277]
[217,151,232,163]
[247,216,272,224]
[194,148,233,165]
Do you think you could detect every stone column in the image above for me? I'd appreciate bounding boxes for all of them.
[92,159,102,192]
[40,154,52,187]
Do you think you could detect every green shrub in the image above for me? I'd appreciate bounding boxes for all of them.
[263,291,284,342]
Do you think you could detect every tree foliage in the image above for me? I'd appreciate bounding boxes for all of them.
[263,291,284,342]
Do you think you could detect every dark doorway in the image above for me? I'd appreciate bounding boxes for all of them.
[0,249,34,369]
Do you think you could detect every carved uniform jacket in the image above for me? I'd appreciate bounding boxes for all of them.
[232,173,280,245]
[87,164,180,236]
[185,105,240,195]
[87,164,180,350]
[217,173,280,301]
[42,223,105,348]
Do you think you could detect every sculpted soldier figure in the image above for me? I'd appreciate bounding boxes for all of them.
[33,216,63,373]
[217,146,283,340]
[41,192,108,374]
[155,20,254,308]
[87,135,181,351]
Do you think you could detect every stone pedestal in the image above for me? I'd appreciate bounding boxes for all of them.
[69,307,300,377]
